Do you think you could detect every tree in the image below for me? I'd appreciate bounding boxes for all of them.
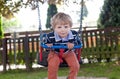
[0,16,3,38]
[0,0,23,38]
[45,0,64,29]
[45,0,88,29]
[46,4,57,29]
[2,18,19,32]
[0,0,22,19]
[0,0,88,32]
[97,0,120,28]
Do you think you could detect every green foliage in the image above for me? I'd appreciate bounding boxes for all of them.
[0,0,22,19]
[98,0,120,28]
[0,0,22,39]
[46,4,57,29]
[0,16,3,38]
[6,51,37,65]
[2,17,19,32]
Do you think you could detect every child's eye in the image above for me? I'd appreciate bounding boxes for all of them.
[58,26,62,28]
[64,26,68,28]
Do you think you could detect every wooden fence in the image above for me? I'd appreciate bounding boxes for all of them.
[0,27,120,72]
[81,27,120,62]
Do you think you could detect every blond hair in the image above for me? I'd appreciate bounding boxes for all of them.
[50,12,73,28]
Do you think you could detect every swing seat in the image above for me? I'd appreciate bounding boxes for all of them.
[37,34,83,67]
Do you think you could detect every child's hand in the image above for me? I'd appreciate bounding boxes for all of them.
[67,42,74,50]
[46,44,53,47]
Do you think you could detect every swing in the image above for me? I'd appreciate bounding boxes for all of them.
[37,33,83,67]
[36,1,83,67]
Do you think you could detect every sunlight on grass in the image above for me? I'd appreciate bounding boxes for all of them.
[0,62,120,79]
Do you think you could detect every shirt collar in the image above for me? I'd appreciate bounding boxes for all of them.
[54,30,74,42]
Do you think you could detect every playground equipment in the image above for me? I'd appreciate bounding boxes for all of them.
[36,0,83,67]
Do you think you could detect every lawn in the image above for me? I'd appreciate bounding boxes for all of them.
[0,61,120,79]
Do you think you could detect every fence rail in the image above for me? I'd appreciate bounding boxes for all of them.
[81,27,120,63]
[0,27,120,72]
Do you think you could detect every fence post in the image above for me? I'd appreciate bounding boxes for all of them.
[2,38,7,72]
[23,32,31,71]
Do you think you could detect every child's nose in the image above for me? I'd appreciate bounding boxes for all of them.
[61,27,65,31]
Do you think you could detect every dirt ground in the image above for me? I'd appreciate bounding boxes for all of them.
[44,76,108,79]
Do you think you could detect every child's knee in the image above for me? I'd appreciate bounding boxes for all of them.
[71,64,80,71]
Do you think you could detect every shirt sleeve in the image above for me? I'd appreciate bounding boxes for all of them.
[43,32,54,44]
[74,32,82,45]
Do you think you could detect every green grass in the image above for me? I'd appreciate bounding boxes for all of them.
[0,62,120,79]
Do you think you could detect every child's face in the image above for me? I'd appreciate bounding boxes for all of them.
[54,24,71,38]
